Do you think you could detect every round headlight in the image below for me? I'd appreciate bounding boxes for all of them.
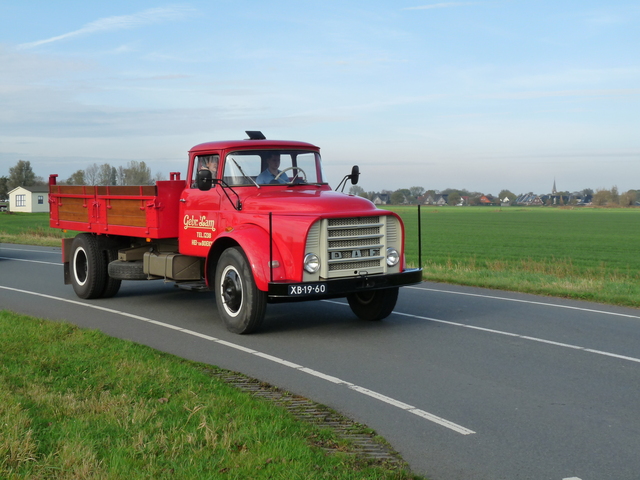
[304,253,320,273]
[386,247,399,267]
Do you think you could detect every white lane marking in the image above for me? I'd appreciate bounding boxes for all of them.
[0,247,59,254]
[408,285,640,321]
[0,256,61,266]
[323,299,640,365]
[0,285,475,436]
[563,477,582,480]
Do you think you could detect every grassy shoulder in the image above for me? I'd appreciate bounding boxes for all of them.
[386,205,640,308]
[0,212,77,247]
[0,311,420,480]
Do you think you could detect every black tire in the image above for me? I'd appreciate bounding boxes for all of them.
[70,233,107,299]
[214,247,266,334]
[347,287,399,321]
[107,260,147,280]
[100,247,122,298]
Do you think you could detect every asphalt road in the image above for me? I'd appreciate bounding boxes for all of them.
[2,242,640,480]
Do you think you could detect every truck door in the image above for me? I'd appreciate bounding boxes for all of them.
[178,154,222,256]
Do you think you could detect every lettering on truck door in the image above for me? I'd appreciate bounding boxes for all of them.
[179,154,222,256]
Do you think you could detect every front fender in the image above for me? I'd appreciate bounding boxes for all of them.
[211,224,285,292]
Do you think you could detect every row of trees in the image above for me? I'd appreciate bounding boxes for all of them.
[65,161,161,187]
[591,187,639,206]
[349,185,503,205]
[350,185,640,207]
[0,160,164,200]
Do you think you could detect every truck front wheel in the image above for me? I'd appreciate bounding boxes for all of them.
[347,287,399,321]
[214,247,267,334]
[70,233,107,299]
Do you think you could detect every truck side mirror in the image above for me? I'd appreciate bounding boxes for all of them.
[196,169,213,191]
[335,165,361,192]
[350,165,360,185]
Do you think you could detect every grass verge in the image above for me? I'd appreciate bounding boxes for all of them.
[0,311,420,479]
[0,212,77,246]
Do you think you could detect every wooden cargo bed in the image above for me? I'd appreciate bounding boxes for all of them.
[49,175,185,239]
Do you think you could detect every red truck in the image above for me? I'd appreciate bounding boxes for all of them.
[49,132,422,333]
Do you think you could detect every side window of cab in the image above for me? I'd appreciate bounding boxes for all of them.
[191,154,219,188]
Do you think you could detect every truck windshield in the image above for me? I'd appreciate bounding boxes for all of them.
[222,150,325,186]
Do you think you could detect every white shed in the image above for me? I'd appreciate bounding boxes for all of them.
[8,185,50,213]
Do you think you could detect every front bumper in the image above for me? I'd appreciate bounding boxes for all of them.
[267,268,423,303]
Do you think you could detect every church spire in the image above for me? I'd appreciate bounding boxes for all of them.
[552,178,557,195]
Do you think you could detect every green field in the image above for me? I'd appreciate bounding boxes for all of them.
[0,212,76,246]
[387,206,640,307]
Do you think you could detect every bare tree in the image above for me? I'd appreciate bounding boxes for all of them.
[610,185,620,205]
[122,160,152,185]
[97,163,117,185]
[593,188,612,206]
[349,185,366,197]
[84,163,99,185]
[620,190,637,207]
[116,166,126,186]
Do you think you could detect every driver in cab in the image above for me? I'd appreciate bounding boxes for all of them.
[256,153,289,184]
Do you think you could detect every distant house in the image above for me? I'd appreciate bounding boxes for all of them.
[372,193,390,205]
[435,194,449,206]
[500,197,511,207]
[568,192,592,205]
[479,195,495,205]
[8,185,50,213]
[420,194,436,205]
[515,193,544,206]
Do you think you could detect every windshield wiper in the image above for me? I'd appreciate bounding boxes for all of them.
[231,158,260,188]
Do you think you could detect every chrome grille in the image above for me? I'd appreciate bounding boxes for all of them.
[326,216,384,278]
[329,216,379,226]
[330,238,382,248]
[329,259,381,271]
[329,227,381,237]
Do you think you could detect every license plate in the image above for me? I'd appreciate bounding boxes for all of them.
[288,283,327,296]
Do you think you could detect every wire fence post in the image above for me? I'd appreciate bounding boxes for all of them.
[418,204,422,269]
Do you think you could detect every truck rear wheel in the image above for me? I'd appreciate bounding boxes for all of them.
[214,247,266,334]
[70,233,107,299]
[347,287,399,321]
[99,239,122,298]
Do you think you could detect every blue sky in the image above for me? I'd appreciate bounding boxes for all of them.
[1,1,639,195]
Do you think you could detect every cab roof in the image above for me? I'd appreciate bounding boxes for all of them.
[189,133,319,154]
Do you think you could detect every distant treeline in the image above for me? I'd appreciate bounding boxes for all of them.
[1,160,165,199]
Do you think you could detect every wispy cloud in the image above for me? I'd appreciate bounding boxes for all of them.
[402,2,477,11]
[484,88,640,100]
[18,6,194,49]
